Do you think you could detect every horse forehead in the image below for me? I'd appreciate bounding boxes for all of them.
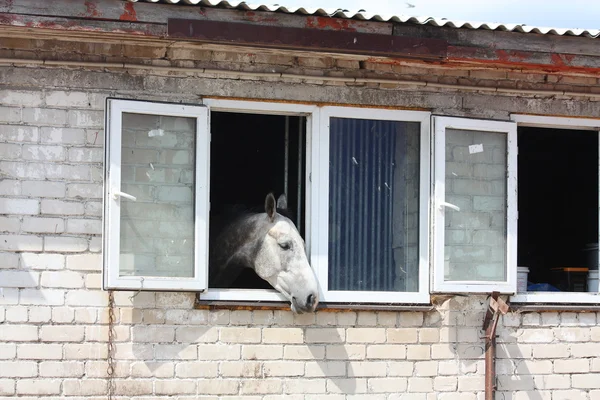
[268,219,296,238]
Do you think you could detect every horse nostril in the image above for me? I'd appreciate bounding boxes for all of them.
[307,294,315,307]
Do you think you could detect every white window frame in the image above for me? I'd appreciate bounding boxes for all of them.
[314,106,431,304]
[199,100,431,304]
[432,116,518,294]
[510,114,600,304]
[103,99,210,291]
[198,99,319,303]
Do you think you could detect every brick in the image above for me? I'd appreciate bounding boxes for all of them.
[40,325,84,342]
[571,343,600,357]
[387,328,419,343]
[0,125,38,142]
[346,328,385,343]
[0,143,21,159]
[22,216,64,233]
[220,361,262,378]
[23,107,67,125]
[40,127,85,144]
[554,327,590,342]
[28,306,51,322]
[533,375,571,389]
[554,359,590,373]
[0,180,20,196]
[16,379,61,395]
[198,344,240,360]
[41,199,85,215]
[0,288,18,305]
[46,91,89,107]
[368,377,408,393]
[0,344,16,359]
[44,236,88,252]
[18,343,62,360]
[65,184,102,201]
[0,379,14,396]
[326,344,366,360]
[156,292,195,308]
[263,328,304,343]
[367,344,406,359]
[531,343,568,358]
[414,361,438,377]
[0,325,38,341]
[407,345,431,360]
[284,345,324,360]
[0,361,37,377]
[20,288,65,306]
[306,328,345,343]
[68,147,103,163]
[39,361,84,377]
[327,378,367,394]
[66,218,102,234]
[0,161,44,179]
[5,306,27,322]
[0,90,43,107]
[242,345,283,360]
[155,379,196,395]
[552,390,589,400]
[197,379,239,395]
[64,343,108,359]
[64,289,106,306]
[0,252,19,268]
[155,344,197,360]
[572,374,600,389]
[497,376,534,391]
[176,361,218,378]
[113,380,153,396]
[67,110,103,128]
[66,254,101,270]
[284,379,324,394]
[0,270,39,287]
[517,329,554,343]
[21,181,66,198]
[0,198,39,215]
[21,253,65,270]
[22,145,65,161]
[347,361,387,377]
[130,361,174,378]
[62,379,107,396]
[220,327,262,343]
[263,361,305,377]
[132,326,175,343]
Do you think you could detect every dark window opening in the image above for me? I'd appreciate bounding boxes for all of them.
[209,112,306,289]
[517,127,598,292]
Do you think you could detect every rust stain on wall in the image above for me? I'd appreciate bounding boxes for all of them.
[119,2,137,22]
[305,16,357,32]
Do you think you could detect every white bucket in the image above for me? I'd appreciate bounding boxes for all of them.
[588,270,599,293]
[517,266,529,292]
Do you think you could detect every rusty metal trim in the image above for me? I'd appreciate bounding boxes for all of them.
[167,18,448,60]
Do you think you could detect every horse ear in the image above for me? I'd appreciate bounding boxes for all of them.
[265,193,277,221]
[276,194,288,210]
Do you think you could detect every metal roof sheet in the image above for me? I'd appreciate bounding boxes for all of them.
[128,0,600,38]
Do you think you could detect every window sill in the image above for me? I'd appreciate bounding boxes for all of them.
[194,298,434,313]
[510,292,600,311]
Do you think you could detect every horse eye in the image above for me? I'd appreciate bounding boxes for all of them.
[279,242,291,250]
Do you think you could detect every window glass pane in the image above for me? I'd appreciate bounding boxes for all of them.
[444,128,506,281]
[119,113,195,278]
[328,118,420,292]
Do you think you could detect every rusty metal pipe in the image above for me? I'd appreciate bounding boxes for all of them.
[482,292,508,400]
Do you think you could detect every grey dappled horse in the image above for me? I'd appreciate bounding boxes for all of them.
[209,193,319,313]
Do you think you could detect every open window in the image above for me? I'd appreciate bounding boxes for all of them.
[511,115,600,303]
[103,99,210,291]
[432,116,517,293]
[313,107,431,304]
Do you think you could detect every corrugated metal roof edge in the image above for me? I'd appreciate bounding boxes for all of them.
[128,0,600,38]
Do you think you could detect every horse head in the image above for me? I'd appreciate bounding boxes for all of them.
[255,193,319,313]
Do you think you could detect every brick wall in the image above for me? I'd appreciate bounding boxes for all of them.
[0,37,599,398]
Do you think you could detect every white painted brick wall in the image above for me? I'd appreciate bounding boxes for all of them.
[0,58,599,400]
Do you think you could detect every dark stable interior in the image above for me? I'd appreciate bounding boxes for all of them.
[209,112,305,289]
[518,127,598,291]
